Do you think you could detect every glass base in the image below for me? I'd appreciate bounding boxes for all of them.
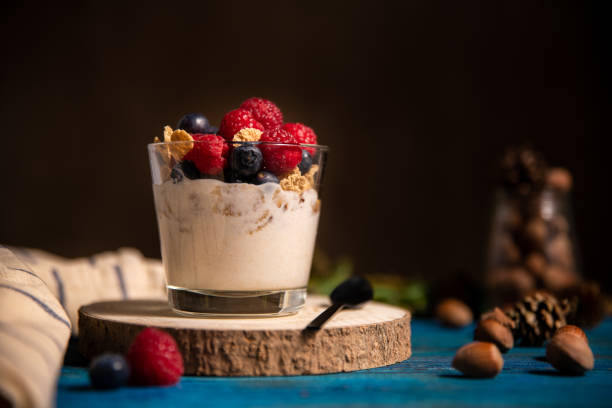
[167,286,307,317]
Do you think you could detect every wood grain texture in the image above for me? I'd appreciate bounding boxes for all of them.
[78,295,411,376]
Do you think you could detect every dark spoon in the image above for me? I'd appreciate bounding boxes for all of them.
[305,275,373,331]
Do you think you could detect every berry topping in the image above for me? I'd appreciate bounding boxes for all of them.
[253,171,279,185]
[224,168,246,184]
[233,128,263,142]
[240,97,283,130]
[207,125,219,134]
[171,160,200,183]
[281,123,317,154]
[183,134,227,176]
[259,128,302,173]
[298,150,313,174]
[219,109,264,141]
[89,353,130,390]
[176,113,210,134]
[230,145,263,178]
[126,327,184,386]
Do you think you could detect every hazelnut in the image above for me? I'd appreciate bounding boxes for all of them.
[547,236,574,268]
[480,307,516,330]
[498,234,521,264]
[546,167,573,192]
[555,325,588,343]
[500,205,522,231]
[474,319,514,352]
[524,252,548,278]
[541,265,578,292]
[452,341,504,378]
[523,218,548,250]
[487,267,535,302]
[436,298,473,328]
[549,215,569,236]
[546,332,594,375]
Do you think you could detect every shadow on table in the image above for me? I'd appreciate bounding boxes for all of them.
[528,369,576,377]
[438,374,490,380]
[66,385,93,392]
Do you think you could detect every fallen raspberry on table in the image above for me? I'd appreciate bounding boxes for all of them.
[126,327,184,386]
[183,133,227,175]
[281,122,317,154]
[218,108,264,141]
[240,97,283,130]
[260,128,302,173]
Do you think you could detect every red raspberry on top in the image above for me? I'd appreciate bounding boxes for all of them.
[126,327,184,386]
[281,123,317,154]
[240,97,283,130]
[218,108,264,141]
[260,128,302,173]
[183,134,227,175]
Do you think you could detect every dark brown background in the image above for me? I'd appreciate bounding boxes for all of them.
[1,1,609,290]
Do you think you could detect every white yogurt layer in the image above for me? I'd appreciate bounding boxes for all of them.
[153,178,321,291]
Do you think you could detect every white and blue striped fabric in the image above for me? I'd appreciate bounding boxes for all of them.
[0,245,165,408]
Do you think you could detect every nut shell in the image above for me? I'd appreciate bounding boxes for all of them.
[523,218,548,250]
[546,167,573,192]
[487,267,535,303]
[555,325,588,343]
[546,332,594,375]
[524,252,548,278]
[436,298,473,328]
[452,341,504,378]
[474,319,514,353]
[480,307,516,330]
[541,265,578,293]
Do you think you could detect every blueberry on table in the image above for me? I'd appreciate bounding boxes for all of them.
[88,353,130,389]
[230,145,263,178]
[298,150,313,174]
[176,113,210,134]
[253,171,279,185]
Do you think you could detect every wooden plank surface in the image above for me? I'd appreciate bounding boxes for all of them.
[60,318,612,408]
[78,296,411,376]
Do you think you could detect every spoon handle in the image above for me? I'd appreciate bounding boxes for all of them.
[305,303,344,331]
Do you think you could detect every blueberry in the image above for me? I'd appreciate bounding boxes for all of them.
[224,168,246,183]
[176,113,210,134]
[253,171,279,185]
[230,145,263,178]
[89,353,130,389]
[171,160,200,183]
[206,125,219,134]
[298,150,312,174]
[170,167,183,183]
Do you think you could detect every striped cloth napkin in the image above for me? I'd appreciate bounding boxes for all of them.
[0,245,165,408]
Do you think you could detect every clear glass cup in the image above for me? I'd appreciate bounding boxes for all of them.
[485,188,581,306]
[148,139,328,316]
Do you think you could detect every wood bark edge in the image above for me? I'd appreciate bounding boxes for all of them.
[78,306,411,376]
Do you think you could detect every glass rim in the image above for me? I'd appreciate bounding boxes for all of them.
[147,140,329,151]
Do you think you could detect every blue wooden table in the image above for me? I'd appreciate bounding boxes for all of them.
[58,318,612,407]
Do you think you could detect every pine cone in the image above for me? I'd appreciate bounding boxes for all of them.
[500,145,548,194]
[505,291,570,346]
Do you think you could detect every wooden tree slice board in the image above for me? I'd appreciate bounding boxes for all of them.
[78,295,411,376]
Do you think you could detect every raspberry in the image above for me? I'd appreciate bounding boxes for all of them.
[282,123,317,154]
[219,109,264,141]
[126,327,184,386]
[259,128,302,173]
[240,97,283,130]
[183,134,227,175]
